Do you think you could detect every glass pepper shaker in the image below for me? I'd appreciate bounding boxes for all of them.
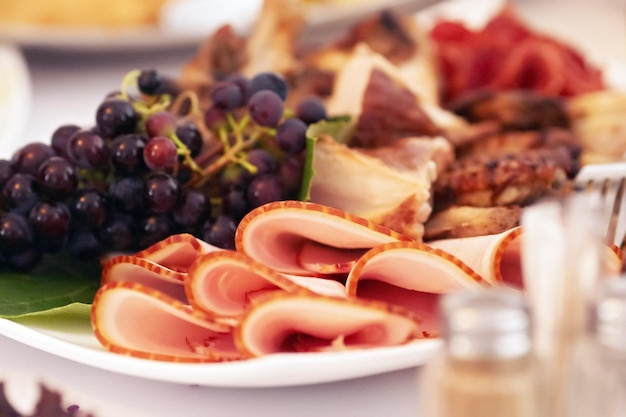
[568,277,626,417]
[418,287,545,417]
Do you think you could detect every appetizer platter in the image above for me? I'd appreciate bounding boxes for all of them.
[0,0,625,387]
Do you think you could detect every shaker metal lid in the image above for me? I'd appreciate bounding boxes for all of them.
[441,287,532,360]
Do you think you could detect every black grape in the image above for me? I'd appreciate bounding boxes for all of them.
[11,143,55,176]
[137,69,165,95]
[37,156,78,200]
[248,90,284,127]
[247,174,284,208]
[276,118,307,154]
[28,201,71,252]
[144,173,180,214]
[201,215,237,250]
[296,96,327,124]
[96,99,138,138]
[249,72,288,100]
[66,130,110,169]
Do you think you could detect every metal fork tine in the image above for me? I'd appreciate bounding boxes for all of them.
[574,163,626,248]
[606,177,626,246]
[611,178,626,247]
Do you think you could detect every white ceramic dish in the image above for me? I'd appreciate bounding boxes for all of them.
[0,0,623,389]
[0,318,440,388]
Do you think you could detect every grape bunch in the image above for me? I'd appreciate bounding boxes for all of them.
[0,69,327,270]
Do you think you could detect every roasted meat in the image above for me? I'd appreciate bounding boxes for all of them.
[433,145,575,208]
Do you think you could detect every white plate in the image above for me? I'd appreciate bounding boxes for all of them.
[0,0,623,390]
[0,318,440,388]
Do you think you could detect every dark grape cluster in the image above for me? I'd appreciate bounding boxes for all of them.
[0,69,327,270]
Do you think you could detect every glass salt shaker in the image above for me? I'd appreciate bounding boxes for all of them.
[568,278,626,417]
[418,287,545,417]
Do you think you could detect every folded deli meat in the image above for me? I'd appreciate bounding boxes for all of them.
[91,201,622,361]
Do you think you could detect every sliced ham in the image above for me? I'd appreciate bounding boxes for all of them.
[91,281,240,362]
[134,233,220,273]
[101,255,188,302]
[427,226,523,287]
[346,241,489,336]
[185,251,347,318]
[235,292,424,356]
[235,200,413,276]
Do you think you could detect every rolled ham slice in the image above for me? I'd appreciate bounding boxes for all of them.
[91,281,240,362]
[427,226,524,287]
[185,251,347,318]
[235,200,413,276]
[101,255,188,302]
[101,234,221,303]
[346,241,489,336]
[133,233,220,273]
[235,292,424,356]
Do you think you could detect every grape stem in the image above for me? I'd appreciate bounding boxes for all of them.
[192,131,261,187]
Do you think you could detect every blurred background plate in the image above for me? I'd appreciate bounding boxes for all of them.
[0,45,30,152]
[0,0,263,52]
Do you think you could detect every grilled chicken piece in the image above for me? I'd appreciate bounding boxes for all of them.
[456,127,581,160]
[434,146,575,208]
[424,205,522,240]
[449,89,571,131]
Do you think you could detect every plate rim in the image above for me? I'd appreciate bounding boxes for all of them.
[0,318,440,388]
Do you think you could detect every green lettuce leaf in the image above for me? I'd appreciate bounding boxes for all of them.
[299,116,354,201]
[10,302,93,331]
[0,255,101,319]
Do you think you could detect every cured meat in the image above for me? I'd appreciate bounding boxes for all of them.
[100,234,220,302]
[427,227,523,287]
[134,233,219,273]
[185,250,346,318]
[235,292,424,356]
[430,5,605,104]
[92,281,240,362]
[101,255,188,302]
[235,200,413,276]
[346,241,489,336]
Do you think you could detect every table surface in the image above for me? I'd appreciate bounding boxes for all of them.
[1,1,624,415]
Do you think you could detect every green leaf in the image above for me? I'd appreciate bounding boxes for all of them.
[305,116,354,144]
[299,116,354,201]
[10,302,93,332]
[0,255,101,318]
